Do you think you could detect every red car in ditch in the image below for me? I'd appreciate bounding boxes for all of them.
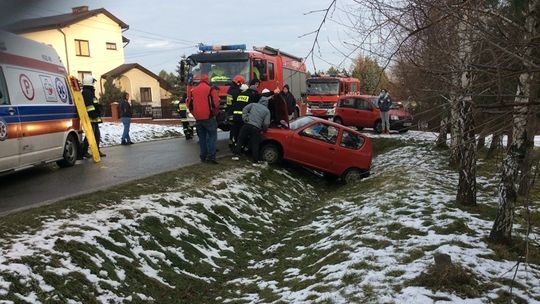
[333,95,413,133]
[260,116,372,182]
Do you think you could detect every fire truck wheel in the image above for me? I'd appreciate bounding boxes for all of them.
[57,133,78,168]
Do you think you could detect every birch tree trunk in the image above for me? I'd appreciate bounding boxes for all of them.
[489,0,538,243]
[455,12,477,206]
[449,95,460,167]
[518,106,537,195]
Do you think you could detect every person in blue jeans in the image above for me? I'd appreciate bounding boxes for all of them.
[187,74,220,164]
[196,118,218,163]
[120,92,134,145]
[377,89,392,134]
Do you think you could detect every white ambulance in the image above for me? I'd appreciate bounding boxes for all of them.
[0,30,81,174]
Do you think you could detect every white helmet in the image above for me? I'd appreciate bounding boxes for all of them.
[262,88,270,94]
[240,84,249,92]
[82,75,96,86]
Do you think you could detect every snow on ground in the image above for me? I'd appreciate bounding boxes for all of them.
[221,143,540,303]
[99,122,184,147]
[366,129,540,147]
[0,165,312,303]
[0,130,538,303]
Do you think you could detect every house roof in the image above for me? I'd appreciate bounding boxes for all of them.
[3,8,129,34]
[102,63,171,91]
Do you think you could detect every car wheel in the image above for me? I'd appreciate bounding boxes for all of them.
[333,117,343,125]
[261,143,281,164]
[374,120,383,134]
[57,134,78,168]
[342,168,367,184]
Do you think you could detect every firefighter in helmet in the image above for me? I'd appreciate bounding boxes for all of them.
[178,93,194,140]
[226,75,245,148]
[81,75,106,158]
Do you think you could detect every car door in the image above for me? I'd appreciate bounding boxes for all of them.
[287,122,339,171]
[337,98,355,125]
[354,98,376,128]
[0,67,21,172]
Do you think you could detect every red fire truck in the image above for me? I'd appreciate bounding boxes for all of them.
[303,75,361,118]
[180,44,308,130]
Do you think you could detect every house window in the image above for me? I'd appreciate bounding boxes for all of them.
[106,42,117,50]
[140,88,152,103]
[77,71,92,83]
[75,39,90,56]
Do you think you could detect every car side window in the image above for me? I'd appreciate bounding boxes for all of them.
[339,98,355,108]
[356,99,371,110]
[0,68,9,105]
[301,123,339,144]
[341,130,365,150]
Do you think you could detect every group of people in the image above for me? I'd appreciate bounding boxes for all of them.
[186,74,296,164]
[80,74,393,163]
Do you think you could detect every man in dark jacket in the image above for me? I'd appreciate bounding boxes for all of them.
[187,74,220,163]
[377,89,392,134]
[226,75,245,148]
[119,92,133,145]
[230,79,260,147]
[268,93,289,128]
[81,76,106,158]
[232,97,271,162]
[281,84,296,120]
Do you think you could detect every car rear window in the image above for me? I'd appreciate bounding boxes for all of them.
[341,130,365,150]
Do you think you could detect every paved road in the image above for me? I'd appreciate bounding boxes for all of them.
[0,133,230,216]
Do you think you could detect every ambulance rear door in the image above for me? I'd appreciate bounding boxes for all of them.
[0,66,21,172]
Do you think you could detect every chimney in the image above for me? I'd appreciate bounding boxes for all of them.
[72,6,89,14]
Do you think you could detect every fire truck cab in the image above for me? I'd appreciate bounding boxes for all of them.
[304,75,361,118]
[180,44,307,131]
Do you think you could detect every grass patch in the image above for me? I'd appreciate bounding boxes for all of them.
[408,262,492,298]
[400,248,425,264]
[432,218,475,236]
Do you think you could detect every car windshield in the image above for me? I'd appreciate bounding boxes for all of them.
[307,81,339,95]
[190,61,250,85]
[290,116,315,130]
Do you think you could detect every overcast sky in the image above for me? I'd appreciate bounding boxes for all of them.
[1,0,366,74]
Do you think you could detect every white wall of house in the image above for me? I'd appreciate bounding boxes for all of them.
[21,13,125,96]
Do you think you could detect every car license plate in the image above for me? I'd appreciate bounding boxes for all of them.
[403,122,412,127]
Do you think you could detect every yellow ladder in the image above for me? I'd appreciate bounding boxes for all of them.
[68,76,101,163]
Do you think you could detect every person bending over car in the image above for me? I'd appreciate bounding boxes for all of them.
[232,96,271,163]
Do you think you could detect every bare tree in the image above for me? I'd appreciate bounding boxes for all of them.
[489,0,539,243]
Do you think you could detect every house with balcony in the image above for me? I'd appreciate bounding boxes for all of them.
[4,6,171,109]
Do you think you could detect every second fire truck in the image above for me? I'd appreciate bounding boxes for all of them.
[303,75,361,118]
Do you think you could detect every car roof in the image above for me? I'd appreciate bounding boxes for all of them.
[339,94,377,100]
[307,116,366,136]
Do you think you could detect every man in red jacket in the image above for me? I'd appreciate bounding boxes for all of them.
[187,74,221,164]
